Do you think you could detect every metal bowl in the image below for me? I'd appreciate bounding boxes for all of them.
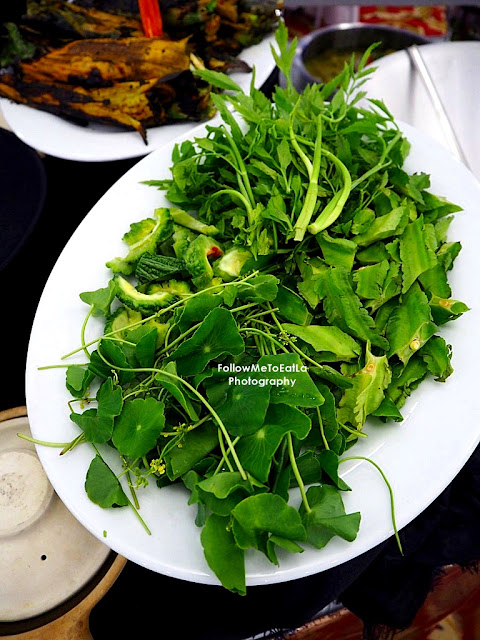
[290,22,431,91]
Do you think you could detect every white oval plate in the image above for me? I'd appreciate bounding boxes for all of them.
[363,41,480,181]
[0,35,275,162]
[26,120,480,587]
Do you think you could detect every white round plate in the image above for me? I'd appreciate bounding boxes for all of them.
[0,415,111,621]
[26,119,480,587]
[0,35,275,162]
[363,41,480,181]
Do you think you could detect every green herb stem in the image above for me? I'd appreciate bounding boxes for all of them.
[307,149,352,236]
[81,306,94,358]
[217,429,235,473]
[17,433,74,448]
[287,432,311,513]
[293,114,323,241]
[239,326,289,353]
[340,455,403,554]
[316,407,329,450]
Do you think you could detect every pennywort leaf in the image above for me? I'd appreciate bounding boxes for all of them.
[85,455,129,508]
[112,397,165,458]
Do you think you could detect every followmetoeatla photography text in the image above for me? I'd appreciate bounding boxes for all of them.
[218,362,308,388]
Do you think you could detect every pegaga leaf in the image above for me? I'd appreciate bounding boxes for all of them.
[210,372,271,437]
[70,378,123,443]
[174,291,223,331]
[201,514,246,596]
[166,307,244,376]
[96,377,123,418]
[300,484,361,549]
[232,493,307,550]
[66,365,95,399]
[70,409,113,444]
[266,535,304,566]
[318,450,351,491]
[85,455,129,508]
[156,362,199,421]
[79,279,117,317]
[164,421,218,481]
[196,472,254,516]
[126,325,158,368]
[316,384,340,439]
[112,397,165,458]
[257,353,324,408]
[236,404,311,482]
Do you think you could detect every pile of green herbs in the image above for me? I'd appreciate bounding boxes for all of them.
[40,24,468,595]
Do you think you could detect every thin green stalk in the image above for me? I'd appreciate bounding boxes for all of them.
[287,432,310,513]
[60,433,86,455]
[214,436,240,476]
[267,308,323,368]
[239,326,289,353]
[157,322,201,356]
[340,422,368,439]
[80,306,94,358]
[340,455,403,554]
[208,188,254,223]
[17,433,74,448]
[217,429,234,472]
[316,407,329,450]
[38,363,89,370]
[222,126,256,209]
[124,465,140,510]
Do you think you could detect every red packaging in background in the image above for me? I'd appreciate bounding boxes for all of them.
[359,5,447,37]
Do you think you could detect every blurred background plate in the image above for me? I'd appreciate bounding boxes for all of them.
[362,41,480,180]
[0,34,276,163]
[0,407,114,628]
[288,22,430,91]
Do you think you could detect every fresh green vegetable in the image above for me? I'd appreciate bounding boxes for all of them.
[39,23,468,595]
[135,253,185,284]
[114,275,189,313]
[106,208,173,275]
[183,234,224,288]
[213,247,253,281]
[170,207,219,236]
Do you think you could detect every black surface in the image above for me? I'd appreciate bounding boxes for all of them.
[0,129,47,272]
[0,153,137,412]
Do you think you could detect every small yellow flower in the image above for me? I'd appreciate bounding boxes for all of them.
[150,458,166,474]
